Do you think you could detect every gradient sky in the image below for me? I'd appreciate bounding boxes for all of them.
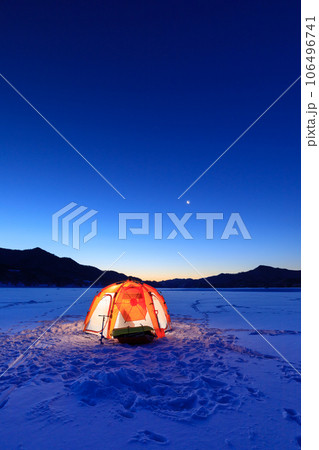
[0,0,300,280]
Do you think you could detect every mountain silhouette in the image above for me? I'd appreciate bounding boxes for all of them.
[146,265,301,288]
[0,247,300,288]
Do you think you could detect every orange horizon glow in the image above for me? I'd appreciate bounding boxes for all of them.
[97,264,301,282]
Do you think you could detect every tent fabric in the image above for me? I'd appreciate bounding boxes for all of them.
[83,279,171,340]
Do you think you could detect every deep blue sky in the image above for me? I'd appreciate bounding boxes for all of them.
[0,0,300,279]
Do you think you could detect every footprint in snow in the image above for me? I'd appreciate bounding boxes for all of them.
[129,430,169,445]
[282,408,301,425]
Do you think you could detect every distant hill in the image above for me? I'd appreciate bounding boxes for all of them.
[0,247,129,287]
[0,247,300,288]
[146,265,301,288]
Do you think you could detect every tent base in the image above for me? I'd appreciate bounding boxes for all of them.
[112,326,156,345]
[116,331,155,345]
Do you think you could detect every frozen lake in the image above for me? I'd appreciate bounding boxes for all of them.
[0,287,301,449]
[0,287,301,363]
[0,287,301,327]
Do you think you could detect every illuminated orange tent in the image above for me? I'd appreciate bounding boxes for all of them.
[83,279,171,344]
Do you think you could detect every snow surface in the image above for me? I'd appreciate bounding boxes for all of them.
[0,288,300,449]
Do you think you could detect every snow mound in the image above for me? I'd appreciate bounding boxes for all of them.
[1,320,298,420]
[0,318,301,448]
